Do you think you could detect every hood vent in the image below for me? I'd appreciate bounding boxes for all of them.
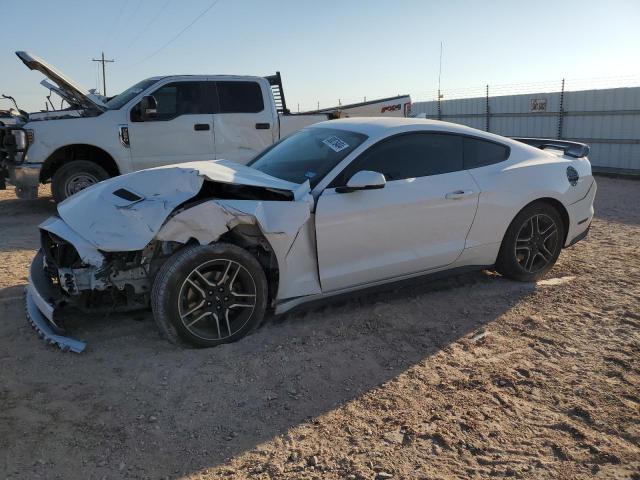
[113,188,143,202]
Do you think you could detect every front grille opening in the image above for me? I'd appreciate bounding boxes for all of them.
[40,231,82,269]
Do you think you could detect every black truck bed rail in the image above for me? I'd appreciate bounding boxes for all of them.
[264,71,289,114]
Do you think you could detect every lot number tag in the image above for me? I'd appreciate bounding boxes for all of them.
[322,136,350,152]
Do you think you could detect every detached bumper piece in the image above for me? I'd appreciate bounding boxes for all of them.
[567,224,590,247]
[25,250,86,353]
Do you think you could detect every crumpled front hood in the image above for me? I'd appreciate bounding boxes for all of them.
[57,160,309,252]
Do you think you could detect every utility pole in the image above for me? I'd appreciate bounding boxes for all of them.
[92,52,115,96]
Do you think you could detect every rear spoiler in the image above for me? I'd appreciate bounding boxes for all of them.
[512,137,590,158]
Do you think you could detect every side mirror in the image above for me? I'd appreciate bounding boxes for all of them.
[130,95,157,122]
[140,95,157,118]
[335,170,386,194]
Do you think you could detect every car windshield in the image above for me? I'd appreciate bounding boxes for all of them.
[105,78,159,110]
[248,127,367,187]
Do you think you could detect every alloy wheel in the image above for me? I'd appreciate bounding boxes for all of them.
[514,213,559,273]
[177,259,257,341]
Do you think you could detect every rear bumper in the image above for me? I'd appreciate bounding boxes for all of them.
[567,224,590,247]
[564,179,597,247]
[25,250,86,353]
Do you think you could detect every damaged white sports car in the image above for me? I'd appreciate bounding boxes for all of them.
[26,118,596,352]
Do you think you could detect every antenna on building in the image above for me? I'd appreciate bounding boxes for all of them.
[438,41,444,100]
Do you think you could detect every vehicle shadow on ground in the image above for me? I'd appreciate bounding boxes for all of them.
[0,192,55,254]
[0,284,25,301]
[593,175,640,226]
[0,193,55,217]
[0,269,537,479]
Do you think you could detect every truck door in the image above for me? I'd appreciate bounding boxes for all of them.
[213,80,276,165]
[127,80,215,170]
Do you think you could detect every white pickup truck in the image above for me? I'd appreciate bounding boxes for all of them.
[0,52,411,202]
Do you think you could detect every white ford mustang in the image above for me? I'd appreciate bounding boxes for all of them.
[26,118,596,352]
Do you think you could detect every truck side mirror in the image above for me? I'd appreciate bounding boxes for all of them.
[131,95,157,122]
[140,95,157,119]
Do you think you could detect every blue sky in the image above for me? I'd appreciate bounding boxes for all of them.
[1,0,639,112]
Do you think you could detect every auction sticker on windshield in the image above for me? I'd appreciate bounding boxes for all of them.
[322,136,350,152]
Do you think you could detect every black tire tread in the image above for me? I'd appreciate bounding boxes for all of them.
[151,243,268,348]
[51,160,109,203]
[496,201,565,282]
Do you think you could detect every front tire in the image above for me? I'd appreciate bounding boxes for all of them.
[51,160,109,203]
[496,202,565,282]
[151,243,268,348]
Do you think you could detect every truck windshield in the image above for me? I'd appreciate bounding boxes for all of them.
[248,127,367,187]
[105,78,159,110]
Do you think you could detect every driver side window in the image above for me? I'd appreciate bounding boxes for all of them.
[130,81,215,122]
[331,132,464,187]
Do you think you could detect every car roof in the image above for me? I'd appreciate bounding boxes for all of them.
[310,117,521,146]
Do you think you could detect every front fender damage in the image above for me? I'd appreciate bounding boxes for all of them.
[156,199,322,300]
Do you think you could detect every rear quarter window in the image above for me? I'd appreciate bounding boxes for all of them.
[463,138,509,169]
[216,81,264,113]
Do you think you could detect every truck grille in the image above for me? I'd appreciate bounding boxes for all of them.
[40,230,82,269]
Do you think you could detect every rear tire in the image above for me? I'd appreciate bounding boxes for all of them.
[151,243,268,348]
[496,202,565,282]
[51,160,109,203]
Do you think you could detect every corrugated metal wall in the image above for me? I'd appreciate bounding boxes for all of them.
[412,87,640,173]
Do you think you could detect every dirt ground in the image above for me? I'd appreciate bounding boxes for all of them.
[0,177,638,480]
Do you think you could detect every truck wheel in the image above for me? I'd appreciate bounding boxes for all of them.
[496,202,565,282]
[151,243,268,348]
[51,160,109,203]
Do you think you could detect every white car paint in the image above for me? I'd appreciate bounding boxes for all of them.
[27,118,595,350]
[315,169,478,291]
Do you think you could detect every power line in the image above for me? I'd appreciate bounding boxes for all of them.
[95,61,100,92]
[131,0,222,66]
[125,0,172,50]
[102,0,129,50]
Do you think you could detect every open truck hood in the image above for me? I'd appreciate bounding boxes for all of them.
[56,160,310,252]
[16,51,106,112]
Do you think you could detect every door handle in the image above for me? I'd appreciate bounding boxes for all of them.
[255,123,271,130]
[194,123,210,131]
[445,190,474,200]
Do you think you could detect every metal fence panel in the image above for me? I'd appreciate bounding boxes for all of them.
[412,86,640,172]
